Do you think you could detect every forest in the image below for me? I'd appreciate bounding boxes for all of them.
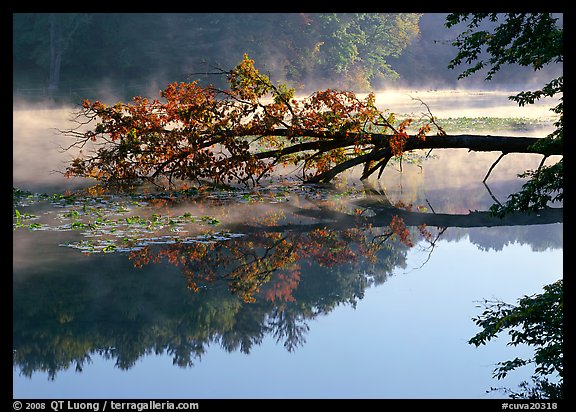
[13,13,563,102]
[13,13,420,98]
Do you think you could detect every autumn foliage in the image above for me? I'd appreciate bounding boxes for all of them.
[125,205,433,303]
[128,227,374,303]
[63,54,437,189]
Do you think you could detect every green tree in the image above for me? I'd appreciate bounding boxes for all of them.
[288,13,421,90]
[446,13,563,398]
[469,280,563,399]
[446,13,563,216]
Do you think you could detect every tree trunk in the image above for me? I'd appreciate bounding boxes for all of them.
[48,14,61,96]
[255,130,561,158]
[47,14,88,98]
[289,133,563,183]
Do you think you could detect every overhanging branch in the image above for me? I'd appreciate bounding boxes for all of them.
[248,130,561,183]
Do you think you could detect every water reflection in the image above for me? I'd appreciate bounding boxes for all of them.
[13,183,562,380]
[13,94,563,397]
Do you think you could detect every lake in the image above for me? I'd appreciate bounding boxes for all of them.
[13,89,563,399]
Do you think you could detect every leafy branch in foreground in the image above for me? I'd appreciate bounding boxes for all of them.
[489,160,563,217]
[469,280,563,399]
[60,54,431,188]
[60,54,558,191]
[490,76,563,217]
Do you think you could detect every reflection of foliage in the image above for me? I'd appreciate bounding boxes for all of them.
[14,182,562,381]
[13,212,415,379]
[127,212,414,303]
[447,225,563,253]
[469,280,563,399]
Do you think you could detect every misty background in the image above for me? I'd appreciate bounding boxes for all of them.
[12,13,563,192]
[13,13,563,105]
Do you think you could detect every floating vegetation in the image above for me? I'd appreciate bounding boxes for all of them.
[13,186,249,255]
[411,116,553,133]
[13,209,38,228]
[13,182,371,255]
[59,232,246,254]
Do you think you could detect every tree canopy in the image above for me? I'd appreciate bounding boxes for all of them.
[61,54,432,188]
[469,280,563,399]
[13,13,421,95]
[61,52,560,192]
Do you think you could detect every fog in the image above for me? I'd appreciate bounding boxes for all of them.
[13,13,562,193]
[12,105,96,192]
[368,89,560,121]
[387,13,563,91]
[12,14,564,402]
[13,88,560,198]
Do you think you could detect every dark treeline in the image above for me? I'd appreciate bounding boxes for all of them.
[13,13,420,100]
[13,13,563,104]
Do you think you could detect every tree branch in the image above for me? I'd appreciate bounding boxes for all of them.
[483,152,507,182]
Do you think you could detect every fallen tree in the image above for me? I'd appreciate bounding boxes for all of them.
[61,55,561,190]
[256,131,561,183]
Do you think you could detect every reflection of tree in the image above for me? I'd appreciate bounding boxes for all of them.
[128,217,395,303]
[446,225,563,252]
[13,214,411,379]
[268,309,310,352]
[13,197,562,379]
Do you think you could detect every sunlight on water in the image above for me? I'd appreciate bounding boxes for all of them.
[368,89,560,120]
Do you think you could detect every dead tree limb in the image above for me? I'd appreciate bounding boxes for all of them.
[483,152,507,182]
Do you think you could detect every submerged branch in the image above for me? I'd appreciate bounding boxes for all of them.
[483,152,507,182]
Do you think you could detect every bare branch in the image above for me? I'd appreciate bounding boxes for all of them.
[483,152,507,182]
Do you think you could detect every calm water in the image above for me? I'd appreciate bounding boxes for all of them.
[13,91,563,399]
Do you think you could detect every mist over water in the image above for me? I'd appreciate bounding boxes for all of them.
[13,105,97,192]
[13,87,559,198]
[370,89,560,121]
[13,13,563,400]
[13,89,563,400]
